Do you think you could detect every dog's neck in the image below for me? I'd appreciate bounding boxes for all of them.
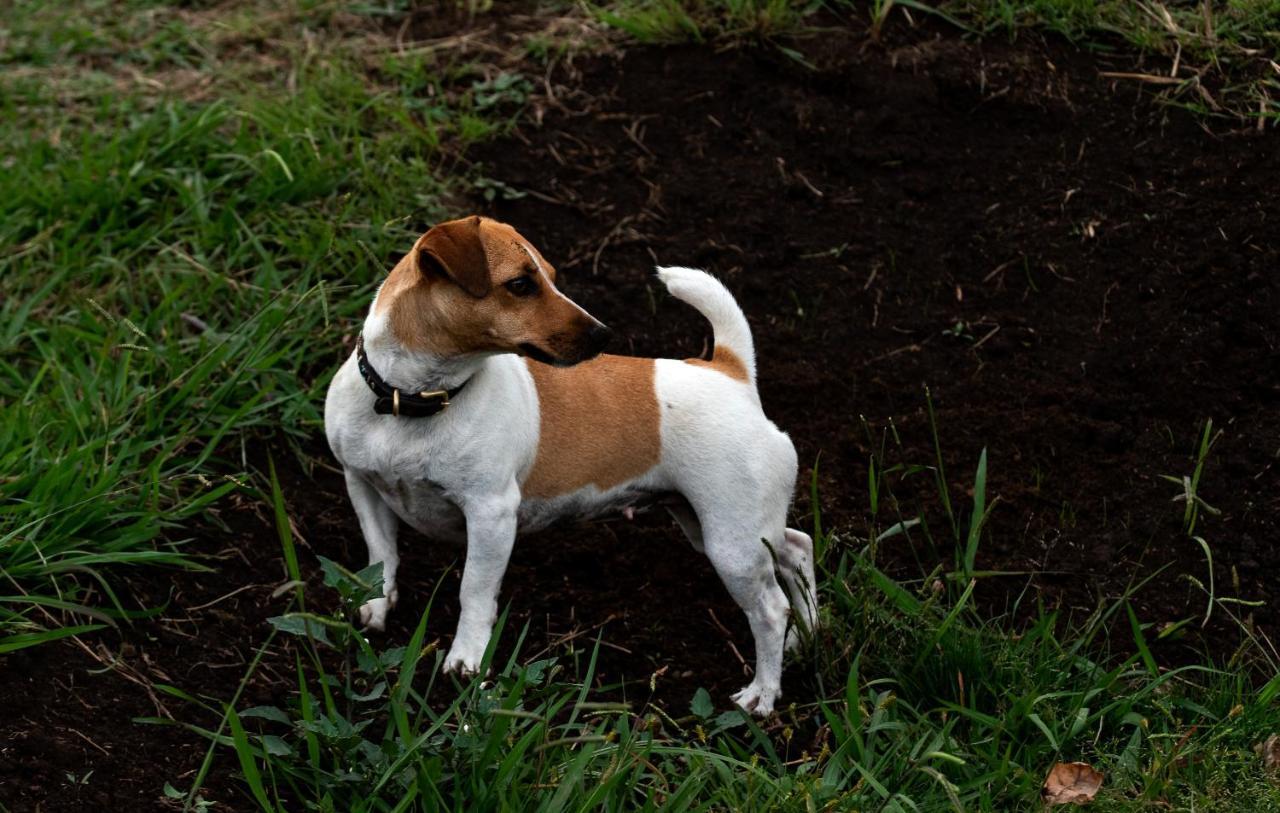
[359,310,485,393]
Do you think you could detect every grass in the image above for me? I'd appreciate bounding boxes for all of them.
[157,412,1280,811]
[589,0,827,41]
[0,0,527,651]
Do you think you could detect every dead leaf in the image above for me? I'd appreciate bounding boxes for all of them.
[1256,735,1280,773]
[1042,762,1104,806]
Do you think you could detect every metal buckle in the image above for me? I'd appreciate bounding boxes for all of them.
[392,388,400,417]
[419,389,450,408]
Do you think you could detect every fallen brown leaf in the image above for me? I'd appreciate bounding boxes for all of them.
[1042,762,1104,806]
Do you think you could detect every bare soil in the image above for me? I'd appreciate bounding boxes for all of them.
[3,10,1277,811]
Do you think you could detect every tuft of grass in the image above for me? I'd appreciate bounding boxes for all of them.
[170,405,1280,811]
[588,0,826,43]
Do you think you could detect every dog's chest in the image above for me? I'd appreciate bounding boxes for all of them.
[365,466,467,542]
[333,420,470,542]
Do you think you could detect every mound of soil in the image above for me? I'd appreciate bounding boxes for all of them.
[4,13,1277,812]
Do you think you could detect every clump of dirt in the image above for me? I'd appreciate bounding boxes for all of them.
[4,13,1278,813]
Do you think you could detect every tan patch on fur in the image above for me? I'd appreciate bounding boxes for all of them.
[685,347,749,382]
[522,355,660,499]
[374,252,417,315]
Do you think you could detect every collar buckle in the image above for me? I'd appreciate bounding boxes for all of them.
[418,389,450,406]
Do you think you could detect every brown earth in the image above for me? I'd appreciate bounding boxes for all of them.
[3,9,1278,812]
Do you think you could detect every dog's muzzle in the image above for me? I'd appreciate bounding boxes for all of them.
[521,322,612,367]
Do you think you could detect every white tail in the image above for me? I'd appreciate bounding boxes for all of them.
[657,266,756,386]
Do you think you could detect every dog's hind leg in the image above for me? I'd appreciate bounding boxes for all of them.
[777,528,817,650]
[698,512,791,715]
[345,470,401,631]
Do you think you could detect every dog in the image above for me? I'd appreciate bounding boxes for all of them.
[324,215,816,714]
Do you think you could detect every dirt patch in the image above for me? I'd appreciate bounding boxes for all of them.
[466,23,1280,645]
[4,15,1278,812]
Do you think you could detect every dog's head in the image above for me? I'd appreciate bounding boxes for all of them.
[378,216,611,365]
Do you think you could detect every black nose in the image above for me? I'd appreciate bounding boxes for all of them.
[586,322,612,356]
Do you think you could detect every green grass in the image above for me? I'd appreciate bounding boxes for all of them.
[159,416,1280,811]
[0,0,524,651]
[589,0,826,41]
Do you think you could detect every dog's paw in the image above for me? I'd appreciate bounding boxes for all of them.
[357,587,397,631]
[437,632,481,676]
[442,644,485,676]
[358,597,389,631]
[732,681,780,717]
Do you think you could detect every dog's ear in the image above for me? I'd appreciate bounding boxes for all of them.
[415,216,490,298]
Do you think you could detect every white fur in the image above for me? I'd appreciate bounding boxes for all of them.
[657,266,756,385]
[324,267,817,714]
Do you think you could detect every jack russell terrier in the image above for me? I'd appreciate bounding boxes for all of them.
[324,215,816,714]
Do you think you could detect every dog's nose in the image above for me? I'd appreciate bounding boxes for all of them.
[585,322,613,356]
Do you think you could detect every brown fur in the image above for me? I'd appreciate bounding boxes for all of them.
[419,216,491,297]
[381,217,597,362]
[374,251,417,315]
[521,355,661,499]
[685,347,750,382]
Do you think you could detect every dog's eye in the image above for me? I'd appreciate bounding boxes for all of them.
[505,276,537,297]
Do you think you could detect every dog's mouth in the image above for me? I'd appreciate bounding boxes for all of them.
[520,325,610,367]
[519,342,569,366]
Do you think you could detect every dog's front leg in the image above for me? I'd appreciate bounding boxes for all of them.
[344,470,401,631]
[443,486,519,675]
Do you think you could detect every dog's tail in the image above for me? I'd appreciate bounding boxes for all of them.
[657,266,756,386]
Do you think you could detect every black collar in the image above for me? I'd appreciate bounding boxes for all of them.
[355,335,467,418]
